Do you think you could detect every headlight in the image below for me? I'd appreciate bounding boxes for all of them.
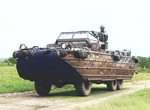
[61,43,66,49]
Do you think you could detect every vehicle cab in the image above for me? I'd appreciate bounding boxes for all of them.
[47,31,107,52]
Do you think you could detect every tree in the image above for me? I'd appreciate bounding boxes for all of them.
[3,57,16,65]
[137,56,150,69]
[7,57,16,65]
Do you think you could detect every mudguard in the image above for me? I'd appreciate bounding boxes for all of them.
[16,50,85,84]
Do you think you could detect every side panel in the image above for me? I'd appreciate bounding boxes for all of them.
[64,53,137,82]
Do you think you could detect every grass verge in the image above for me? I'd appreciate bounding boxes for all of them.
[0,66,34,93]
[74,88,150,110]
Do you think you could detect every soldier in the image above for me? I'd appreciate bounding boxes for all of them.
[98,25,108,49]
[99,25,108,42]
[91,25,108,49]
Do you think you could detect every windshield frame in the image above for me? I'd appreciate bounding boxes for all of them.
[57,31,98,43]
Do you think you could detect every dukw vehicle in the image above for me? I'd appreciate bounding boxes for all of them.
[13,31,138,96]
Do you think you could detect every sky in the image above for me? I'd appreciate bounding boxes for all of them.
[0,0,150,58]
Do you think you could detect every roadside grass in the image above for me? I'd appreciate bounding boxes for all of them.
[73,88,150,110]
[0,66,34,94]
[130,72,150,82]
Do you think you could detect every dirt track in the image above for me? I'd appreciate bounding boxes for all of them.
[0,80,150,110]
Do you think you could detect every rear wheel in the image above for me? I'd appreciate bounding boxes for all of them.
[117,80,123,90]
[74,81,92,96]
[107,80,117,91]
[34,81,51,96]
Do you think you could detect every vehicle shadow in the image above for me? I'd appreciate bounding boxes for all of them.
[30,86,128,98]
[35,87,109,97]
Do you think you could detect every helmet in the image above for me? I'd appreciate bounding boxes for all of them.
[100,25,105,29]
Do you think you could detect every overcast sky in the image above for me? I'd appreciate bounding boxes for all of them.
[0,0,150,58]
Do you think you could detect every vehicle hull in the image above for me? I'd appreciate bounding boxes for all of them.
[16,49,136,85]
[64,52,136,83]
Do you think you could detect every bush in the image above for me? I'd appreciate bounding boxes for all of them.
[0,62,9,66]
[0,57,16,66]
[136,67,150,73]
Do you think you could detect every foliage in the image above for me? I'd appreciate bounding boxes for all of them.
[7,57,16,64]
[136,67,150,73]
[0,57,16,66]
[137,56,150,68]
[136,56,150,73]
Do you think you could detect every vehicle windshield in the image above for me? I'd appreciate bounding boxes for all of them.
[58,31,98,43]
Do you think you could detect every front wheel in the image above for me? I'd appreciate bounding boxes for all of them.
[34,81,51,96]
[107,80,117,91]
[74,81,92,96]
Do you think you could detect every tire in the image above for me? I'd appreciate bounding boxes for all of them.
[117,80,123,90]
[34,81,51,96]
[107,80,117,91]
[74,81,92,96]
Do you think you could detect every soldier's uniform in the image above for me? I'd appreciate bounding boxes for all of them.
[98,25,108,42]
[98,25,108,49]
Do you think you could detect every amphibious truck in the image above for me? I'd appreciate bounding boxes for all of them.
[13,31,138,96]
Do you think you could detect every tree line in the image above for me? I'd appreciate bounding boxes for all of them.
[137,56,150,68]
[136,56,150,73]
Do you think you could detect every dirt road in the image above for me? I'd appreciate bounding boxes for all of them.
[0,80,150,110]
